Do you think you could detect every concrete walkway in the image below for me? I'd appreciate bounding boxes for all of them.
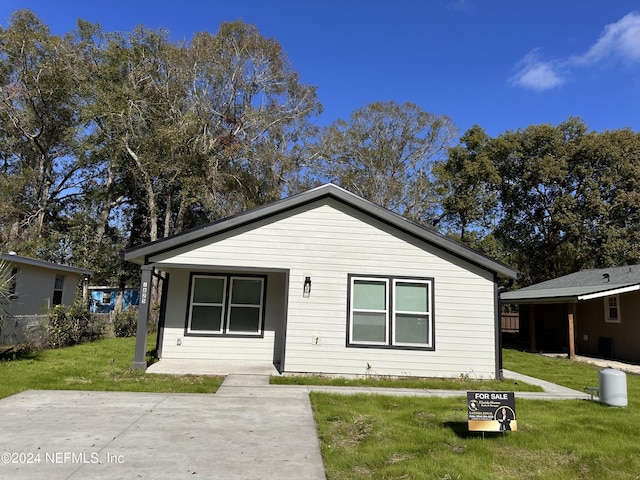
[553,354,640,375]
[219,371,593,401]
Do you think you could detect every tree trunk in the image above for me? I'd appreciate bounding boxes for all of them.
[94,165,117,245]
[124,141,159,242]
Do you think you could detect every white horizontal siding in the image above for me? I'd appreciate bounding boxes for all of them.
[152,199,498,378]
[161,328,276,362]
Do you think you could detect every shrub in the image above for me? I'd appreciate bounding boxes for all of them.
[113,308,138,338]
[47,301,105,348]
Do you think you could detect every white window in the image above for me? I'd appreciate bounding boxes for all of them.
[187,274,265,336]
[604,295,621,323]
[348,275,434,349]
[350,278,389,345]
[102,291,112,305]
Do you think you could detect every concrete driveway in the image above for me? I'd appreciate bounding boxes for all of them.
[0,376,326,480]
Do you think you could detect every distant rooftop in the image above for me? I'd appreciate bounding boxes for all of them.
[501,265,640,304]
[1,253,93,276]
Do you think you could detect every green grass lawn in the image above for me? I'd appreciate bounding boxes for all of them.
[272,373,543,392]
[0,336,222,399]
[3,339,639,479]
[312,349,640,479]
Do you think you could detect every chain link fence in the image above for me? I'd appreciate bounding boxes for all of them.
[0,313,116,352]
[0,314,48,347]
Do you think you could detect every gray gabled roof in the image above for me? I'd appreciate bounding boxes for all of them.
[124,183,517,279]
[1,253,93,276]
[501,264,640,304]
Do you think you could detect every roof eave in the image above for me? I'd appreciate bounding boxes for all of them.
[500,295,579,305]
[1,253,93,276]
[124,184,518,279]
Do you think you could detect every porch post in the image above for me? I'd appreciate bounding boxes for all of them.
[528,304,536,352]
[81,274,90,306]
[132,265,153,370]
[567,303,576,360]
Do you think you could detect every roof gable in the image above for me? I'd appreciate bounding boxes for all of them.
[124,183,517,279]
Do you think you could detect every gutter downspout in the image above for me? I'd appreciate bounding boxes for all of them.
[495,275,503,380]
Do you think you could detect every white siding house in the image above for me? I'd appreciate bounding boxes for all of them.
[1,253,92,316]
[125,184,517,379]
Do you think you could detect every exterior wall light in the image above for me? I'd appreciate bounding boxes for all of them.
[303,277,311,298]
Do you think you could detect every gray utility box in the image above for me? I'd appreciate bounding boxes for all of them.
[599,368,627,407]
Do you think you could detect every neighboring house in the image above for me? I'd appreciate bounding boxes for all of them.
[89,286,140,313]
[501,265,640,363]
[1,252,92,316]
[124,184,517,378]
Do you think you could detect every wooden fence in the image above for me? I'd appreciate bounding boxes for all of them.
[501,312,520,333]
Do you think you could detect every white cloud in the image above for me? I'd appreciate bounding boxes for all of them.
[571,11,640,66]
[511,11,640,92]
[509,49,566,92]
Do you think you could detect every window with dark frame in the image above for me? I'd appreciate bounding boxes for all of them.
[186,274,265,336]
[348,275,434,349]
[9,267,18,298]
[52,274,64,306]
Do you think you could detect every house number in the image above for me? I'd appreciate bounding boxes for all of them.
[141,281,148,305]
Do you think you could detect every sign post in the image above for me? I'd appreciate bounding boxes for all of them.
[467,391,517,432]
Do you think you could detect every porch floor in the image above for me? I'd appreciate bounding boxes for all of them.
[146,358,280,376]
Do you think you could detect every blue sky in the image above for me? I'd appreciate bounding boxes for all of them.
[2,0,640,138]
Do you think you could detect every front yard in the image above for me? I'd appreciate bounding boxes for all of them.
[312,350,640,479]
[1,338,637,479]
[0,336,222,399]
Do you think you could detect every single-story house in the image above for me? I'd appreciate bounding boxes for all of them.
[501,265,640,363]
[124,183,517,378]
[1,252,92,316]
[89,286,140,313]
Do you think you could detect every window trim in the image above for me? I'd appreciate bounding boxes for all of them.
[102,291,113,305]
[188,275,227,334]
[185,273,266,337]
[347,274,435,351]
[349,277,390,346]
[391,278,433,348]
[604,295,621,323]
[52,274,65,306]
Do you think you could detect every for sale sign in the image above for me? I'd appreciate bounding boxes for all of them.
[467,391,517,432]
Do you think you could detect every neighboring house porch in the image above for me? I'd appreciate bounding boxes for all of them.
[501,265,640,363]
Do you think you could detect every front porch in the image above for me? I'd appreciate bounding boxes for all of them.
[146,358,280,376]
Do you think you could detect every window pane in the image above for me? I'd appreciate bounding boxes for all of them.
[395,314,428,344]
[353,280,386,310]
[395,282,428,312]
[10,268,18,295]
[52,290,63,306]
[190,305,223,331]
[352,312,386,342]
[193,277,225,303]
[228,306,260,332]
[231,278,262,305]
